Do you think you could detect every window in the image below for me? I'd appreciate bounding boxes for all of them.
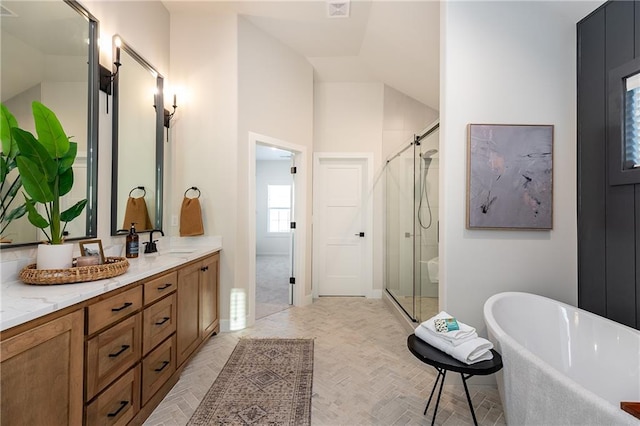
[268,185,291,233]
[625,73,640,168]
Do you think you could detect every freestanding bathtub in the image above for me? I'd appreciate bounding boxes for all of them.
[484,292,640,425]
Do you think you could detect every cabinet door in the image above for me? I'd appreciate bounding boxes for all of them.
[1,310,84,426]
[177,261,202,366]
[201,253,219,337]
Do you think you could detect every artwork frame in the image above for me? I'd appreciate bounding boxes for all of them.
[78,239,105,264]
[467,124,554,230]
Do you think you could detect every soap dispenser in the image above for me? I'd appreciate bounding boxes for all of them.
[125,222,139,258]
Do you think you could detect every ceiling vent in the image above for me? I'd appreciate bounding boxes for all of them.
[0,5,17,17]
[327,0,350,18]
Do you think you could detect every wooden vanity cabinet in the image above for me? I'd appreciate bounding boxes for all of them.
[177,252,220,366]
[0,251,220,426]
[0,309,84,426]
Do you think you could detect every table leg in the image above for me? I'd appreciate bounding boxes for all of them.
[460,373,478,426]
[431,368,446,426]
[423,368,443,415]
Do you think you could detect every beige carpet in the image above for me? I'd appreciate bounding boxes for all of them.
[187,338,313,425]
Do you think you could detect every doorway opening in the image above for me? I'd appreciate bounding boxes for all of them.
[255,144,294,319]
[248,132,309,328]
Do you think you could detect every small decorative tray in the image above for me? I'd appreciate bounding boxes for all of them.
[19,256,130,285]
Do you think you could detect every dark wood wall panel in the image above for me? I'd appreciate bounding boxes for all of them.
[605,186,637,326]
[605,1,634,67]
[605,0,637,328]
[578,0,640,330]
[577,9,607,316]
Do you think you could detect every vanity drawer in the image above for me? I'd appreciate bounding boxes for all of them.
[144,271,177,305]
[88,286,142,335]
[141,335,176,405]
[143,293,176,355]
[85,365,140,426]
[86,313,141,400]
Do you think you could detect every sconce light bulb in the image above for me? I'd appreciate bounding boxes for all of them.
[114,37,122,48]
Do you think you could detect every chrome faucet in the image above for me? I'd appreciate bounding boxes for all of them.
[143,229,164,254]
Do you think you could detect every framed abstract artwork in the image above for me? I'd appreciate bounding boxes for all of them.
[467,124,553,230]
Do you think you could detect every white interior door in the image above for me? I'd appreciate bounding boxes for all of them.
[315,157,369,296]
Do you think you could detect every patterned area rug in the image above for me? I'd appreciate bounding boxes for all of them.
[187,338,314,425]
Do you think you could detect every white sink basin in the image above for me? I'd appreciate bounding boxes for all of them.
[167,248,196,254]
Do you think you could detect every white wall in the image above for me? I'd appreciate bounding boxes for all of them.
[237,17,314,304]
[256,160,292,255]
[440,1,580,334]
[169,13,313,327]
[170,10,239,325]
[314,82,383,292]
[313,82,438,294]
[382,85,439,159]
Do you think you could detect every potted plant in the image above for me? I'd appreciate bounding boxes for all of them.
[0,104,26,242]
[13,101,87,269]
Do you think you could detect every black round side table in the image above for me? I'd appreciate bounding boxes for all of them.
[407,334,503,426]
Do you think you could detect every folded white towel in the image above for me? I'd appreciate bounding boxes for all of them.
[415,326,494,365]
[419,311,478,346]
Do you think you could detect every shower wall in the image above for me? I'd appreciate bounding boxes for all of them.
[385,124,439,323]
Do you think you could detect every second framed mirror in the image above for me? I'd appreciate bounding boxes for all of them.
[111,36,164,235]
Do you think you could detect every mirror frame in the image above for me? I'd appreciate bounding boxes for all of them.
[0,0,99,248]
[110,36,164,235]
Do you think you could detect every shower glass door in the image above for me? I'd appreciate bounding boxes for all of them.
[385,145,420,320]
[385,123,439,324]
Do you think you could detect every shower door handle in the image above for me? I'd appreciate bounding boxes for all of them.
[354,232,365,237]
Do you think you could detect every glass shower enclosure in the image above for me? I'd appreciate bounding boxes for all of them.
[385,122,439,323]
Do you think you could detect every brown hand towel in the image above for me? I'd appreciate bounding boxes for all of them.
[123,196,153,231]
[180,196,204,236]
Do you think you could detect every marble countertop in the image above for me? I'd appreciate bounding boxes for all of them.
[0,237,222,332]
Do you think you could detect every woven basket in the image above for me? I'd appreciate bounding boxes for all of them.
[19,256,130,285]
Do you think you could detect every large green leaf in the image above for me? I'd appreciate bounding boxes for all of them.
[24,196,49,229]
[5,204,26,222]
[60,199,87,223]
[13,128,57,182]
[16,156,54,203]
[58,167,73,197]
[0,104,18,158]
[59,142,77,174]
[0,156,6,184]
[32,101,69,159]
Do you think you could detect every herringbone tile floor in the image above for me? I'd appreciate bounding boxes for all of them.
[144,298,505,425]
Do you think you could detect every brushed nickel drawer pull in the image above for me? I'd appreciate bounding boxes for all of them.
[108,345,130,358]
[157,283,172,290]
[154,360,170,372]
[111,302,133,312]
[155,317,170,326]
[107,400,129,417]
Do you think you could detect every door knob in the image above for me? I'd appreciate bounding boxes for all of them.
[354,232,365,237]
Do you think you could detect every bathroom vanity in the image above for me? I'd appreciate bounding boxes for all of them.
[0,243,220,426]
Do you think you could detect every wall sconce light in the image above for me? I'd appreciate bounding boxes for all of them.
[99,60,121,95]
[164,94,177,128]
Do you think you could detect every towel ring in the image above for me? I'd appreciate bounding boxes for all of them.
[184,186,201,199]
[129,186,146,198]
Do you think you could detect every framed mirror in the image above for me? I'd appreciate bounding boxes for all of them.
[0,0,99,247]
[111,36,164,235]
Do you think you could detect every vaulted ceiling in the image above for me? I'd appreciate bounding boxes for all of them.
[162,1,440,110]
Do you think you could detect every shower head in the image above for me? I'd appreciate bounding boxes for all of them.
[420,149,438,160]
